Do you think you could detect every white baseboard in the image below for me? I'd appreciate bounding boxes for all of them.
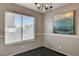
[43,45,71,56]
[11,45,71,56]
[10,45,42,56]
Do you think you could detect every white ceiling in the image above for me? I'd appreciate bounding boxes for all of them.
[16,3,67,13]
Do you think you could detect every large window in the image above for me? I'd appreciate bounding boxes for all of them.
[5,11,35,44]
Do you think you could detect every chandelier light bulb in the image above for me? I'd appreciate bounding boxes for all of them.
[34,3,53,13]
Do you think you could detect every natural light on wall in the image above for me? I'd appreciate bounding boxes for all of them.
[5,11,35,44]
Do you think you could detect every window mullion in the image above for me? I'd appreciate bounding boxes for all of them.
[21,15,23,41]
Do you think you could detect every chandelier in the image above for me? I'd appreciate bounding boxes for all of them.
[34,3,53,13]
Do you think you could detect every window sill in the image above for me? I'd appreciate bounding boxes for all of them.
[5,39,35,46]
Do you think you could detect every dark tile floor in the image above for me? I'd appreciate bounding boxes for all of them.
[14,46,67,56]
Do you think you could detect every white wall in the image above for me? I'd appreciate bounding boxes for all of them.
[43,3,79,56]
[0,3,43,56]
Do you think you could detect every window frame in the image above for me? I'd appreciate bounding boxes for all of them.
[5,11,35,45]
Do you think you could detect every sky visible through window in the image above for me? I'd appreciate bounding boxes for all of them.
[15,15,33,27]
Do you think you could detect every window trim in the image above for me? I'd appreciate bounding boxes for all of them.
[5,11,35,45]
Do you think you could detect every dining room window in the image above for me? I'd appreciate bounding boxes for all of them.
[5,11,35,44]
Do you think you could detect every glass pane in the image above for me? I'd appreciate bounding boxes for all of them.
[5,12,21,44]
[23,15,35,40]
